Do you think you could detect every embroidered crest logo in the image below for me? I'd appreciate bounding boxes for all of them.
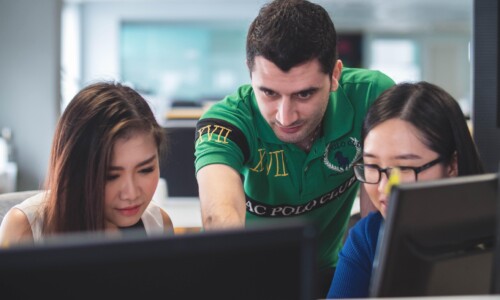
[323,137,362,173]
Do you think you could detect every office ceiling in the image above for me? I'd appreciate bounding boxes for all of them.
[66,0,473,33]
[319,0,472,33]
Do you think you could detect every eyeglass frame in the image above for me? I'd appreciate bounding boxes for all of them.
[353,157,444,184]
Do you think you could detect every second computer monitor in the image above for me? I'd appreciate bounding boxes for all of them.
[370,173,497,297]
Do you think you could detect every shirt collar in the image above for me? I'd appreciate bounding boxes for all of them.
[323,84,354,142]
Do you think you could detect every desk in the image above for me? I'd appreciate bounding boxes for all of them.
[165,107,204,120]
[154,196,202,233]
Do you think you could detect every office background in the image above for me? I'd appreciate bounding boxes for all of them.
[0,0,488,192]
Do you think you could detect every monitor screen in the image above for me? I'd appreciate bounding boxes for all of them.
[0,220,318,300]
[370,173,497,297]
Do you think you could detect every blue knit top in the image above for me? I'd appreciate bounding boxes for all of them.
[327,211,383,298]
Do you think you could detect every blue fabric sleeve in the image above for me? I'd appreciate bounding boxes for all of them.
[326,212,383,298]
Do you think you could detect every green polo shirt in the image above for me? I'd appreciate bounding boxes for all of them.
[195,67,395,269]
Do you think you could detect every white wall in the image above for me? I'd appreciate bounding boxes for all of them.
[80,0,265,84]
[0,0,472,191]
[421,35,471,113]
[364,33,472,113]
[78,0,472,108]
[0,0,62,190]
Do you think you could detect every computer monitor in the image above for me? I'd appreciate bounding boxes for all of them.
[0,220,318,300]
[370,173,498,297]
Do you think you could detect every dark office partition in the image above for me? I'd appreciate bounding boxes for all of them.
[473,0,500,172]
[160,120,199,197]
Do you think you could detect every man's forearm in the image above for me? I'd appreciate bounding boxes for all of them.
[202,206,245,230]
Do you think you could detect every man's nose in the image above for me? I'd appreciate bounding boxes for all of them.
[276,98,298,127]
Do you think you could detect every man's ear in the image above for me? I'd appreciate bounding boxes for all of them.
[331,60,343,92]
[447,152,459,177]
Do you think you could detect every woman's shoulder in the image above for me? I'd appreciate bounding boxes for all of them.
[353,211,383,229]
[16,191,47,208]
[143,201,174,234]
[0,192,46,246]
[348,211,383,245]
[0,206,33,247]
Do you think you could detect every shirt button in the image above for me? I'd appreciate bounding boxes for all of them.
[304,166,309,172]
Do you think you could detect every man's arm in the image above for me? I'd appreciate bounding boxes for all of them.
[196,164,246,229]
[359,184,377,218]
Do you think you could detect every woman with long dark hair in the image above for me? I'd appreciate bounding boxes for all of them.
[0,82,173,245]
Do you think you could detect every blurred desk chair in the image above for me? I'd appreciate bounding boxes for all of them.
[161,120,199,197]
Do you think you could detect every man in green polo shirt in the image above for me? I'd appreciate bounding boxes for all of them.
[194,0,394,297]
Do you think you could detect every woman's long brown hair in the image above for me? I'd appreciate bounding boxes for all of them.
[42,82,165,235]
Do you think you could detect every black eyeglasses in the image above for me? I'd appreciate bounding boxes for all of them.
[353,157,443,184]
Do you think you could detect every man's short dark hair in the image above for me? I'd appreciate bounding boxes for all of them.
[246,0,338,75]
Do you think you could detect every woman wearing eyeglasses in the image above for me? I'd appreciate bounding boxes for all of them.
[326,81,484,298]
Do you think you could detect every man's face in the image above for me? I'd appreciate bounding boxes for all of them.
[250,56,341,148]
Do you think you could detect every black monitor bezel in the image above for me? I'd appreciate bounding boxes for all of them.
[0,220,318,300]
[370,173,497,297]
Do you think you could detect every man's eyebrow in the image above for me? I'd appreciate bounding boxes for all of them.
[258,86,319,95]
[109,154,157,170]
[258,86,276,94]
[292,87,319,95]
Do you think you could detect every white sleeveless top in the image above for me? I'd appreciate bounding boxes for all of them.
[14,192,166,243]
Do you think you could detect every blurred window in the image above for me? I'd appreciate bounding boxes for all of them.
[368,38,421,83]
[120,22,249,106]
